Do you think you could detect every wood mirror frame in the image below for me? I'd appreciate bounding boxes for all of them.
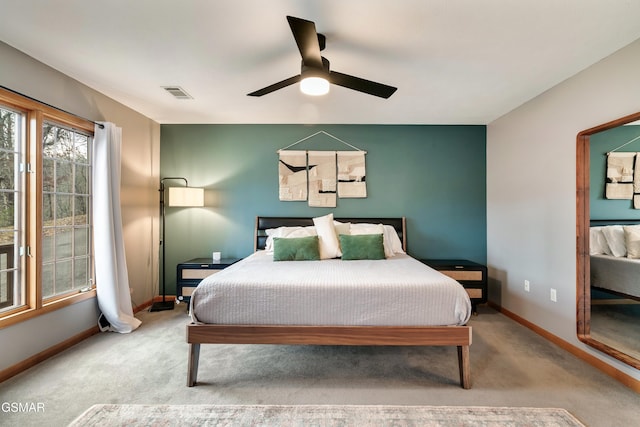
[577,111,640,370]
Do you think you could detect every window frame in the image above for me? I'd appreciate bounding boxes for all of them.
[0,88,96,329]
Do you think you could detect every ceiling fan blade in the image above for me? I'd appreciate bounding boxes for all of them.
[286,16,323,68]
[329,71,397,99]
[247,75,301,97]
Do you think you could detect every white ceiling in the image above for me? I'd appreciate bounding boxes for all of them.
[1,0,639,125]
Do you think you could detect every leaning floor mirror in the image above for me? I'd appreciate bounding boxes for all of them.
[577,111,640,370]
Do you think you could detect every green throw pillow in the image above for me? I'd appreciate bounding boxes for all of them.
[273,236,320,261]
[339,234,385,260]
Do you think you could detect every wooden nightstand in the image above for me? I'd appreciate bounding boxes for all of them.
[176,258,241,304]
[421,259,487,312]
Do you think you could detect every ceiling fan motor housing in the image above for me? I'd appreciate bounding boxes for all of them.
[301,57,330,79]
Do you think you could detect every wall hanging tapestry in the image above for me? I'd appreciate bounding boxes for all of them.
[605,152,634,200]
[278,150,308,201]
[277,131,367,207]
[604,132,640,207]
[337,151,367,198]
[308,151,337,207]
[633,153,640,209]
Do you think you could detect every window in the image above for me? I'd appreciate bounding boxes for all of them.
[0,88,96,327]
[42,123,92,298]
[0,106,23,311]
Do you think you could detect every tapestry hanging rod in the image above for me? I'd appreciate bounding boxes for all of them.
[608,133,640,155]
[277,130,366,153]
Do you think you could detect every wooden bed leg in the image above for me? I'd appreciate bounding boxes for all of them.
[187,343,200,387]
[458,345,471,389]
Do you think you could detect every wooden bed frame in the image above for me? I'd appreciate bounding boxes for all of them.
[187,216,472,389]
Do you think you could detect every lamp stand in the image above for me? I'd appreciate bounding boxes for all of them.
[150,177,187,312]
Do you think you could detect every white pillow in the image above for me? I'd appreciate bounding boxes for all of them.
[350,223,384,235]
[383,225,405,254]
[589,227,611,255]
[623,225,640,259]
[334,220,351,237]
[601,225,626,257]
[265,226,316,252]
[313,213,342,259]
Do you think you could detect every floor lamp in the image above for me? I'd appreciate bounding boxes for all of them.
[150,177,204,312]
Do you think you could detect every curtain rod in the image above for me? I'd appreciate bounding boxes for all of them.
[0,85,104,129]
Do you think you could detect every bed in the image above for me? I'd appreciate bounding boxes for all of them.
[590,220,640,300]
[186,216,473,388]
[590,254,640,299]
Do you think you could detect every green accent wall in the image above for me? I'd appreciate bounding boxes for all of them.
[160,124,486,294]
[590,125,640,220]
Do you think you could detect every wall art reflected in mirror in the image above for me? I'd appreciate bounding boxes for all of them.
[577,111,640,370]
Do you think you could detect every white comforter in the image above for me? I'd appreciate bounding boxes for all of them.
[190,251,472,326]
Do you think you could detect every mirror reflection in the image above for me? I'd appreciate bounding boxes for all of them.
[589,123,640,361]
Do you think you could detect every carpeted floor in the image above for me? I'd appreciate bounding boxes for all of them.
[69,404,586,426]
[0,306,638,427]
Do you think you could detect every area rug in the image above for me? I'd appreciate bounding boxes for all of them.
[69,404,586,426]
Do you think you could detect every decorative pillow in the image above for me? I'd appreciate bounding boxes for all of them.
[265,226,316,252]
[601,225,626,257]
[339,233,385,260]
[273,236,320,261]
[350,223,396,257]
[623,225,640,259]
[589,227,611,255]
[313,213,342,259]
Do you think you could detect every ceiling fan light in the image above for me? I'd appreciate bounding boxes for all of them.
[300,76,330,96]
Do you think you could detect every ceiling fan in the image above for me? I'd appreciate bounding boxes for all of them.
[248,16,397,99]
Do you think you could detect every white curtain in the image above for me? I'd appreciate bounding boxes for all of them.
[92,122,141,333]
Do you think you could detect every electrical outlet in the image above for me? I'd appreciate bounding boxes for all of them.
[524,280,530,292]
[550,288,557,302]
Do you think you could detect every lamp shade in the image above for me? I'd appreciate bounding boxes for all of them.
[167,187,204,207]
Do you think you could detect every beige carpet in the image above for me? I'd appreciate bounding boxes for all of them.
[69,404,585,426]
[3,306,638,427]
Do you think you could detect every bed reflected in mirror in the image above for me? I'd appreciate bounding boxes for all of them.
[577,112,640,369]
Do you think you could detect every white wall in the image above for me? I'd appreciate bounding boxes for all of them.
[487,38,640,379]
[0,42,160,372]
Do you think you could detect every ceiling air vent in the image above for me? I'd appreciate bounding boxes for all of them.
[162,86,193,99]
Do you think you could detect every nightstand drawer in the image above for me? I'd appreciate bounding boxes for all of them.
[465,288,484,299]
[180,285,198,298]
[176,257,241,304]
[439,270,483,282]
[420,258,488,312]
[181,269,220,280]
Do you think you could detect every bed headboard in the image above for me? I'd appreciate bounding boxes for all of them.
[255,216,407,252]
[590,219,640,226]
